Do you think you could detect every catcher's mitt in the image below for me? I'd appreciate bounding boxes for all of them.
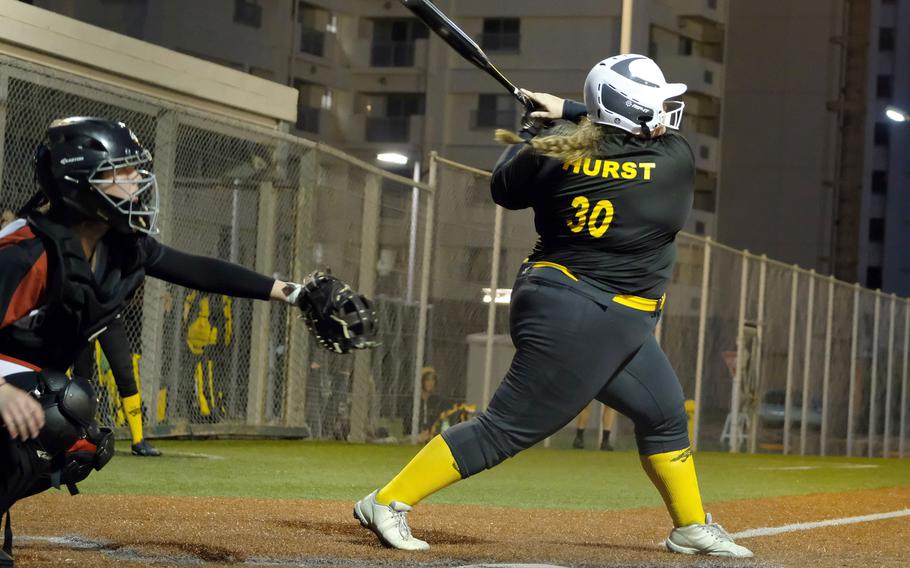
[285,271,378,354]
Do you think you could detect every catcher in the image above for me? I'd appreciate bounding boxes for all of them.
[0,116,376,566]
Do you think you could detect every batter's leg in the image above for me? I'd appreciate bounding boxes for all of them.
[596,335,703,526]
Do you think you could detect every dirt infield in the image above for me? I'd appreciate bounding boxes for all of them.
[8,486,910,567]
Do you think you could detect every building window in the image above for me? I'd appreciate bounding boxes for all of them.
[234,0,262,28]
[872,170,888,194]
[371,19,428,67]
[869,218,885,242]
[695,220,706,235]
[295,81,324,133]
[867,266,883,290]
[679,37,693,55]
[877,75,893,99]
[707,0,718,9]
[300,28,326,57]
[699,145,710,159]
[296,107,320,133]
[474,94,516,128]
[704,69,714,84]
[386,93,424,117]
[879,28,895,52]
[481,18,520,52]
[364,93,424,142]
[874,122,890,146]
[298,2,329,56]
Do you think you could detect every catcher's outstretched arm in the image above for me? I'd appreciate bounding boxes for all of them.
[143,240,377,354]
[145,241,274,300]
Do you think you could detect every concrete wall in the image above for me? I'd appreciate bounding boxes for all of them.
[9,0,297,125]
[717,0,843,270]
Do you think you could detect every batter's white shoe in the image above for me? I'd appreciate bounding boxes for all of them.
[353,490,429,551]
[666,513,753,557]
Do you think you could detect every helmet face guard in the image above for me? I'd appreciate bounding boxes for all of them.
[87,149,160,235]
[34,117,161,235]
[660,100,685,130]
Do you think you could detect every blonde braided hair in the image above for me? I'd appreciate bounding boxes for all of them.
[494,118,608,163]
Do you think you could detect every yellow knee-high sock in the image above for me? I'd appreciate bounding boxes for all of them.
[641,447,706,527]
[375,435,462,506]
[120,394,145,445]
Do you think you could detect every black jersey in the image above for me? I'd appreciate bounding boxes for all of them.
[491,117,694,299]
[0,214,273,371]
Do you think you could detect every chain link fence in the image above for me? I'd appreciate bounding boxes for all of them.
[0,54,907,457]
[430,158,910,459]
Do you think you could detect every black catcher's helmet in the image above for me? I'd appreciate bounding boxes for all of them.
[34,117,159,234]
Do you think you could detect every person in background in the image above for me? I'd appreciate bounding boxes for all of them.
[573,402,616,451]
[416,367,442,443]
[72,316,161,456]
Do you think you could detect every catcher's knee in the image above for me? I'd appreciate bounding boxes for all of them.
[441,413,533,478]
[634,407,690,455]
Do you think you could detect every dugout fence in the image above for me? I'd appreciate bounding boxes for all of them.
[0,55,907,458]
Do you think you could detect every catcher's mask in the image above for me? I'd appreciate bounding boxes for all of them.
[33,117,159,235]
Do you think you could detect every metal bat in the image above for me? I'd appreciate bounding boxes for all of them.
[401,0,537,112]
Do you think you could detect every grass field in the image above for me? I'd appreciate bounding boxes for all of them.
[79,440,910,508]
[13,439,910,567]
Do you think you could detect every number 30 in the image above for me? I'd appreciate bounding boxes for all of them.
[565,196,614,238]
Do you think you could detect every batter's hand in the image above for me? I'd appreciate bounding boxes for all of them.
[521,89,566,121]
[0,378,44,440]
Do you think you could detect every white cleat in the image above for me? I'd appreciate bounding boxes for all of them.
[353,490,430,551]
[666,513,754,557]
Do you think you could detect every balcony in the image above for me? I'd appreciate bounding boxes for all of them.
[661,54,724,98]
[687,132,719,173]
[683,93,721,119]
[674,0,726,24]
[687,208,715,234]
[678,17,724,44]
[370,41,418,68]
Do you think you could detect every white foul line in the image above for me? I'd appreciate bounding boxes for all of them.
[758,463,880,471]
[731,508,910,540]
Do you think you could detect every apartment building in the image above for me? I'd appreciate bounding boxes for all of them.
[31,0,907,294]
[864,0,910,295]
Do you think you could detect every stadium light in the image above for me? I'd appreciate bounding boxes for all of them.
[376,152,409,165]
[375,151,421,304]
[884,105,909,123]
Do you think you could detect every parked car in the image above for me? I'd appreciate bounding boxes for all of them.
[760,389,822,429]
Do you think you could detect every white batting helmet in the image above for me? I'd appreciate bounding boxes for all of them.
[584,54,687,136]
